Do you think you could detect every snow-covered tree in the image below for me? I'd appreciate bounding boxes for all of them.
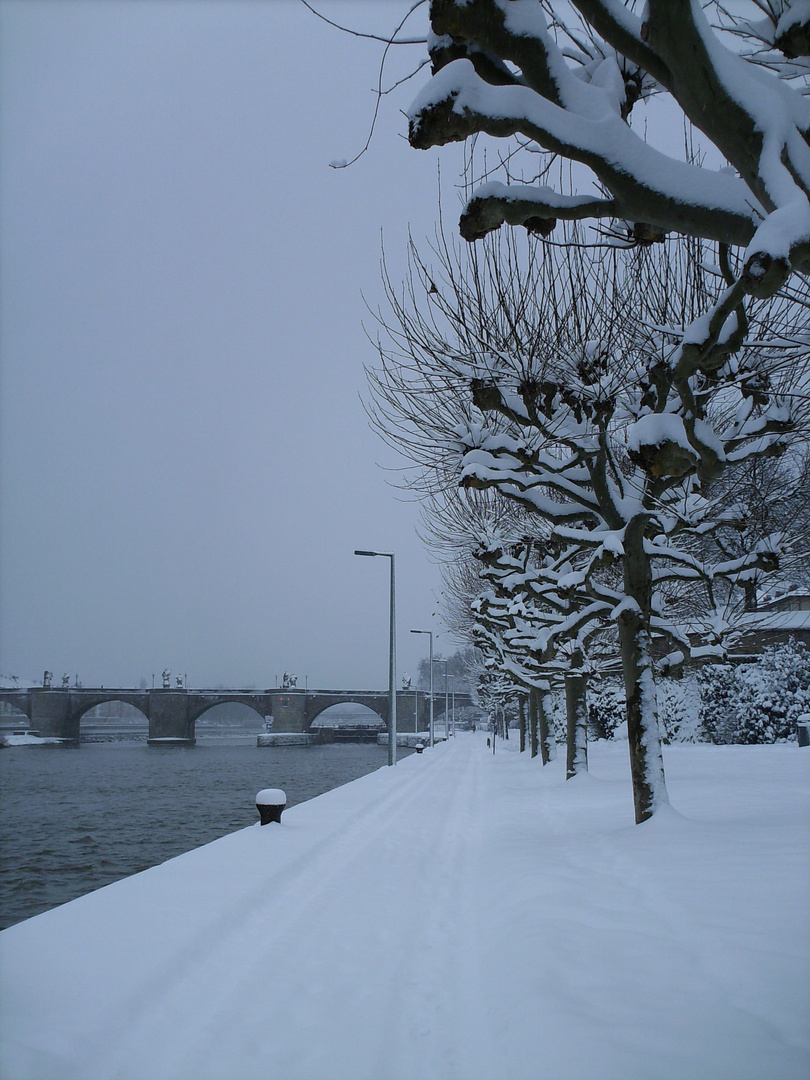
[368,222,806,821]
[472,535,574,765]
[657,675,704,743]
[419,488,562,760]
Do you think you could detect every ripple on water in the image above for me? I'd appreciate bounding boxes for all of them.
[0,737,402,929]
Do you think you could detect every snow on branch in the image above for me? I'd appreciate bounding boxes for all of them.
[406,0,810,295]
[408,58,761,247]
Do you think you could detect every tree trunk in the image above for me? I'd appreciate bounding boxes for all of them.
[565,670,588,779]
[620,520,669,823]
[518,694,527,752]
[540,691,555,764]
[529,688,539,759]
[743,578,758,612]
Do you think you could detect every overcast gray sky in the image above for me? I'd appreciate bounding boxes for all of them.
[0,0,466,690]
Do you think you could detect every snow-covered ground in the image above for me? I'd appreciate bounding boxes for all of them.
[0,732,807,1080]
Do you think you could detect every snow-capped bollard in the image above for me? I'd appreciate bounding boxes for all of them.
[797,715,810,747]
[256,788,286,825]
[415,743,424,754]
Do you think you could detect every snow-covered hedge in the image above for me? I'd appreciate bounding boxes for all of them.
[699,640,810,744]
[579,642,809,745]
[586,675,703,743]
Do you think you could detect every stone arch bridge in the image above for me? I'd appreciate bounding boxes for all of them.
[0,687,472,745]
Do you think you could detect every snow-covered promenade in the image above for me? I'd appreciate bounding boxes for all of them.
[1,733,808,1080]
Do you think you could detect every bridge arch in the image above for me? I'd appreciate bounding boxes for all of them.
[187,696,270,728]
[193,701,267,728]
[304,694,388,731]
[308,701,386,730]
[75,699,150,726]
[0,699,31,734]
[0,692,31,724]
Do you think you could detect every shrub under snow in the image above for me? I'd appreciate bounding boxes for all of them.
[575,642,809,746]
[699,640,810,744]
[588,679,625,740]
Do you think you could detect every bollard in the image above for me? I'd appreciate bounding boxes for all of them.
[415,743,424,754]
[256,788,286,825]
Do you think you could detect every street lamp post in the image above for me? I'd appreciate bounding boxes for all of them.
[355,550,397,766]
[410,629,433,747]
[448,674,455,736]
[433,658,449,740]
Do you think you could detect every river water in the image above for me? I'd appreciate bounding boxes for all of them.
[0,731,405,930]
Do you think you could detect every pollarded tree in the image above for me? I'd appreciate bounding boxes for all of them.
[416,448,598,769]
[367,224,806,821]
[470,536,568,764]
[462,246,805,821]
[419,488,561,760]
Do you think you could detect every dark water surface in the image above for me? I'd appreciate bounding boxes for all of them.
[0,734,401,929]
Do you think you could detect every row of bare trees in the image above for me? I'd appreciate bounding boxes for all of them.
[327,0,810,821]
[366,221,808,821]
